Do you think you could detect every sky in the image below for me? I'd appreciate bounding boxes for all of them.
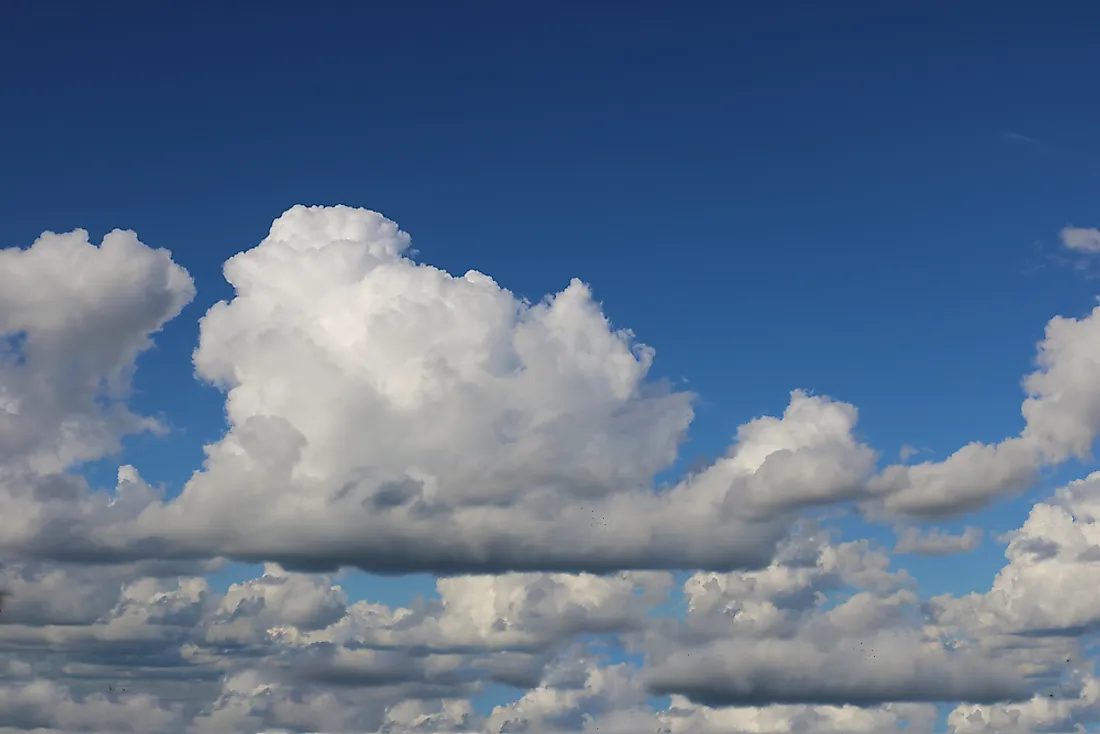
[2,0,1100,732]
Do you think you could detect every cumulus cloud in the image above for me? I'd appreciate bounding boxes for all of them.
[641,530,1033,708]
[0,525,1068,731]
[1061,225,1100,254]
[6,206,1100,731]
[145,206,879,574]
[0,553,984,732]
[865,298,1100,518]
[947,676,1100,734]
[0,206,887,575]
[10,206,1100,580]
[277,570,671,655]
[0,227,194,473]
[6,205,1098,569]
[931,471,1100,637]
[0,506,1091,731]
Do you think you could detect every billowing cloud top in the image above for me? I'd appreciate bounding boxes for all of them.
[2,206,898,575]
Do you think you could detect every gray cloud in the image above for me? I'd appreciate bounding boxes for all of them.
[893,526,983,556]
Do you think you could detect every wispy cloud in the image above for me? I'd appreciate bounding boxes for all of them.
[999,131,1052,153]
[1023,224,1100,280]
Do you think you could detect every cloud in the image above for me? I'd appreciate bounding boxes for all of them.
[898,444,925,462]
[865,299,1100,518]
[893,526,983,556]
[641,530,1033,708]
[0,679,183,733]
[931,471,1100,637]
[0,206,889,576]
[655,697,938,734]
[0,228,194,474]
[7,206,1100,730]
[273,570,672,655]
[5,206,1099,571]
[148,206,876,574]
[1061,226,1100,254]
[947,676,1100,734]
[0,505,1090,731]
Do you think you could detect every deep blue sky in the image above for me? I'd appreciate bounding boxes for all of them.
[3,1,1100,716]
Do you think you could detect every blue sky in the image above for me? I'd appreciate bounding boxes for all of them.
[3,1,1100,731]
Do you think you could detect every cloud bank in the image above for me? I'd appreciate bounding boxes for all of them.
[1,205,1099,732]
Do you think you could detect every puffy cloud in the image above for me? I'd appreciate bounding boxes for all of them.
[0,228,194,474]
[931,471,1100,636]
[9,206,1100,575]
[695,391,877,520]
[656,696,938,734]
[9,205,1098,572]
[867,300,1100,518]
[947,675,1100,734]
[1061,225,1100,254]
[148,206,878,574]
[870,438,1039,518]
[279,571,671,655]
[0,508,1091,731]
[0,206,886,575]
[7,207,1100,731]
[0,556,678,732]
[0,679,183,733]
[642,530,1033,708]
[1020,306,1100,463]
[0,228,194,574]
[484,656,646,733]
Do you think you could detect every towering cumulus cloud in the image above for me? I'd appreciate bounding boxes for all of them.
[1,206,879,574]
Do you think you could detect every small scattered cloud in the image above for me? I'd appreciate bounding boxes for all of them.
[1001,131,1038,144]
[999,131,1051,153]
[893,526,983,556]
[898,445,928,462]
[1061,226,1100,255]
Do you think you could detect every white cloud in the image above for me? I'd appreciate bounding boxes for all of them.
[947,675,1100,734]
[0,207,883,575]
[6,206,1096,571]
[0,504,1090,731]
[6,207,1100,731]
[656,696,938,734]
[0,228,194,474]
[1061,225,1100,254]
[641,531,1031,707]
[931,471,1100,636]
[866,300,1100,518]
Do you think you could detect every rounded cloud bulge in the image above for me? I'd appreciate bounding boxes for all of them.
[1,205,879,575]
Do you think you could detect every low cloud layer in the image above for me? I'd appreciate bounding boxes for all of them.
[2,205,1100,732]
[0,514,1089,732]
